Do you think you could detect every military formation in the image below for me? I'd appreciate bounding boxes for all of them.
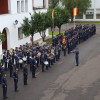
[0,24,96,99]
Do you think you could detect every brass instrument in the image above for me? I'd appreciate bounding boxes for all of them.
[36,52,41,59]
[10,48,13,55]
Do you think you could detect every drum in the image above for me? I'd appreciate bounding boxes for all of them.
[2,65,5,69]
[19,59,23,63]
[35,60,37,64]
[44,61,49,65]
[23,57,27,61]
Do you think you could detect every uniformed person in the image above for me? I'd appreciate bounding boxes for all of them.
[0,63,4,84]
[2,73,8,99]
[8,57,13,77]
[3,52,7,71]
[41,54,45,72]
[32,56,37,78]
[13,68,19,92]
[23,64,28,85]
[72,48,79,66]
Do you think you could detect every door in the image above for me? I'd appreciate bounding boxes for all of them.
[2,29,7,50]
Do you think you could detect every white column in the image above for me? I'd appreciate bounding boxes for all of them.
[19,0,21,13]
[45,0,48,9]
[83,14,86,20]
[23,0,25,12]
[93,0,96,20]
[94,9,96,20]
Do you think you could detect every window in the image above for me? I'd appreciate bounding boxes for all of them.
[18,28,23,39]
[34,0,43,8]
[25,0,28,12]
[21,1,24,12]
[17,1,20,13]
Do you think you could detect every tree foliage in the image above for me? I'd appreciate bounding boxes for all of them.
[0,32,5,42]
[22,14,37,45]
[54,6,70,33]
[49,0,59,9]
[34,12,48,42]
[61,0,91,22]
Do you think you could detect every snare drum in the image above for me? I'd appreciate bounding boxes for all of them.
[19,59,23,63]
[44,61,49,65]
[23,57,27,61]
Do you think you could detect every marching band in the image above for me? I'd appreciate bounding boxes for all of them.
[0,24,96,99]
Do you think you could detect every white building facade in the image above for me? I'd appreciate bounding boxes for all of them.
[0,0,49,55]
[76,0,100,21]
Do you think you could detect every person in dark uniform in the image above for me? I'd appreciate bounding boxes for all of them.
[8,57,13,77]
[3,52,7,71]
[63,44,67,56]
[29,55,33,71]
[23,64,28,85]
[32,56,37,78]
[13,68,19,92]
[41,54,45,72]
[71,48,79,66]
[0,63,4,84]
[2,73,8,99]
[14,53,19,68]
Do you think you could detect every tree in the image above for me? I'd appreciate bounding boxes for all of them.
[0,32,5,42]
[61,0,91,22]
[33,12,48,42]
[22,15,37,45]
[46,9,56,41]
[49,0,59,9]
[54,7,70,34]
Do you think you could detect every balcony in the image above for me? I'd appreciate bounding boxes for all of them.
[0,0,8,14]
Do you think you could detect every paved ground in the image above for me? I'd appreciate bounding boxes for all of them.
[0,23,100,100]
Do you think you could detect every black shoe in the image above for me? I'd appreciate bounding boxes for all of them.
[15,90,19,92]
[3,97,8,99]
[32,77,37,78]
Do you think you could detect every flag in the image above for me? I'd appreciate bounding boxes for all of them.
[62,36,66,44]
[73,8,78,16]
[52,9,54,20]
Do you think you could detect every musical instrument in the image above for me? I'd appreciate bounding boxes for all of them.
[36,52,41,58]
[35,60,37,64]
[47,54,54,60]
[23,57,27,61]
[19,59,23,63]
[44,61,49,65]
[2,65,5,69]
[10,48,13,55]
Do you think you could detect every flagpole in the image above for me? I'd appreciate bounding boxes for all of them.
[52,9,54,43]
[74,16,76,29]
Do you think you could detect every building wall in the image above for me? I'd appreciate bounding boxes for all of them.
[0,0,49,55]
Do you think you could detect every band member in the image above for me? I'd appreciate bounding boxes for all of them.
[63,44,67,56]
[8,57,13,77]
[0,63,4,84]
[2,73,8,99]
[23,64,28,85]
[18,51,23,69]
[14,53,19,68]
[32,56,37,78]
[41,54,45,72]
[71,48,79,66]
[36,50,40,67]
[3,52,7,71]
[13,68,19,92]
[29,55,33,71]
